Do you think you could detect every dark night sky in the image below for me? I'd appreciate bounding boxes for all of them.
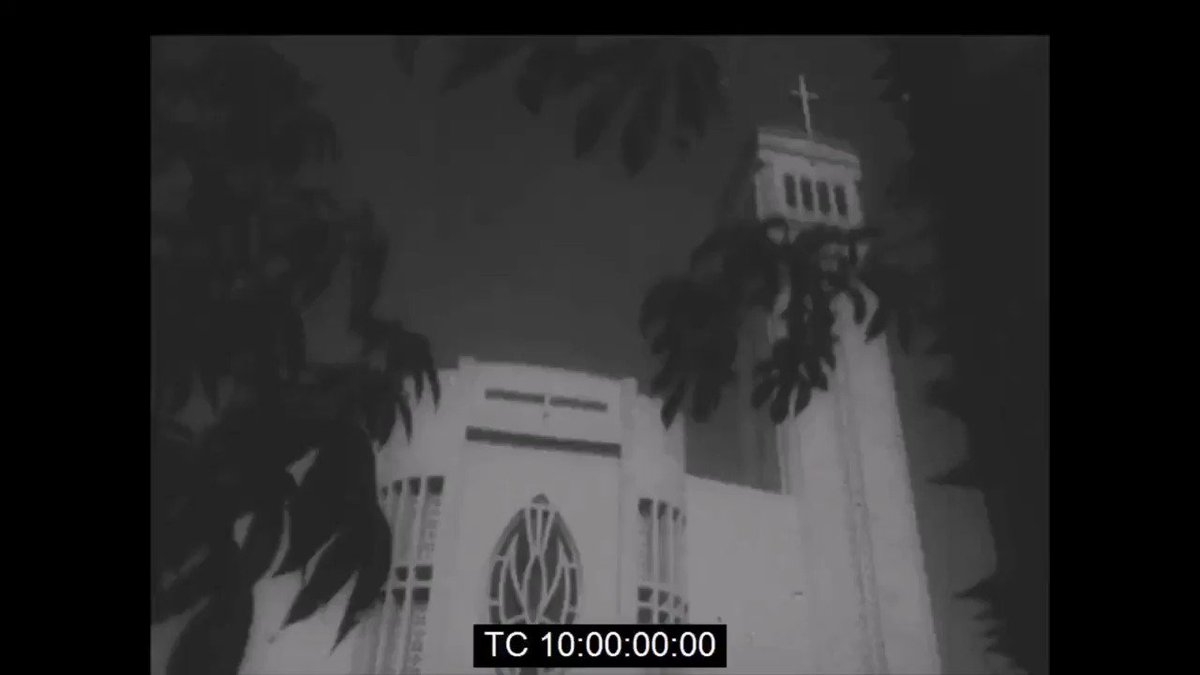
[271,37,912,383]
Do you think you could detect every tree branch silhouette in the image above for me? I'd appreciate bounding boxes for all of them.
[151,37,438,675]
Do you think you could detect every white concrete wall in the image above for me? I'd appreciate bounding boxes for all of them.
[468,360,624,445]
[153,355,942,675]
[837,297,941,674]
[787,377,870,673]
[685,476,811,674]
[436,440,624,673]
[780,294,941,675]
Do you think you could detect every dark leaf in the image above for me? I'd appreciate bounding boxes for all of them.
[155,482,226,572]
[924,332,953,357]
[871,49,897,83]
[317,424,377,496]
[167,584,254,675]
[807,358,829,391]
[752,358,776,378]
[750,375,776,410]
[847,238,861,268]
[293,219,339,308]
[574,81,626,159]
[791,383,812,416]
[393,37,426,76]
[283,528,361,628]
[424,355,441,406]
[690,377,721,423]
[275,498,339,578]
[333,506,391,650]
[973,605,998,624]
[929,461,986,489]
[154,523,241,620]
[239,504,285,583]
[349,231,388,335]
[956,576,1000,604]
[649,353,680,394]
[649,328,676,357]
[513,40,579,114]
[660,382,686,428]
[554,38,629,91]
[204,408,290,484]
[274,427,373,577]
[675,43,725,141]
[689,218,768,276]
[865,294,889,340]
[388,328,439,406]
[269,109,340,171]
[673,57,709,140]
[639,278,686,336]
[621,74,666,175]
[159,419,196,445]
[692,43,726,118]
[926,377,965,419]
[819,347,836,372]
[847,287,868,324]
[441,38,530,92]
[397,396,414,441]
[768,389,791,424]
[155,542,229,623]
[370,394,398,446]
[514,67,551,114]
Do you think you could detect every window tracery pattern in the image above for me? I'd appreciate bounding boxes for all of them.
[369,475,444,675]
[636,498,687,625]
[488,494,581,675]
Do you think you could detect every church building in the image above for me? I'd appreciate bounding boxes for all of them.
[235,79,942,675]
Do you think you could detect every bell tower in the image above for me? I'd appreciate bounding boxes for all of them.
[705,75,942,673]
[717,76,865,235]
[700,76,868,493]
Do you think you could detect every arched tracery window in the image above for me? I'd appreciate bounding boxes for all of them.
[488,494,581,625]
[487,495,581,675]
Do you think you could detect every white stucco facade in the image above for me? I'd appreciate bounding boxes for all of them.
[210,315,940,674]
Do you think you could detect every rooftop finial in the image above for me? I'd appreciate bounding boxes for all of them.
[788,74,820,139]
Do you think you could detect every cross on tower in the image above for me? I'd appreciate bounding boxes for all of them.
[789,74,820,138]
